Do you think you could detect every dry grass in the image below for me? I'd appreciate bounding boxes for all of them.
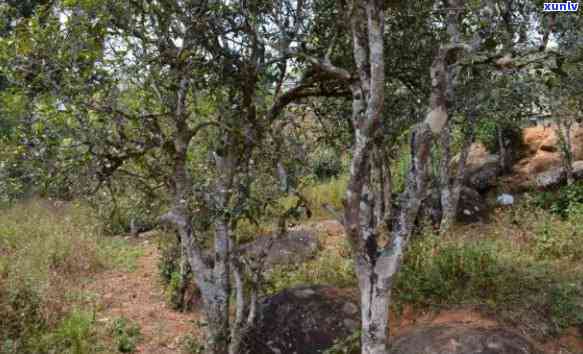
[0,198,142,353]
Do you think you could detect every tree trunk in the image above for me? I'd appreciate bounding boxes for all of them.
[357,260,391,354]
[440,113,475,232]
[204,297,230,354]
[204,218,231,354]
[557,120,574,185]
[497,127,512,174]
[439,122,454,230]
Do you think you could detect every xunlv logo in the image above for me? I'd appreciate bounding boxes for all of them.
[543,1,579,11]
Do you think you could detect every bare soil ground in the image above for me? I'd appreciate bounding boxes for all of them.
[84,238,200,353]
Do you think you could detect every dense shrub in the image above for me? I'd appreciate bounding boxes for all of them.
[475,121,523,155]
[310,147,344,180]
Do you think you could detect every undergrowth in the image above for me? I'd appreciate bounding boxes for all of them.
[267,184,583,341]
[0,199,142,353]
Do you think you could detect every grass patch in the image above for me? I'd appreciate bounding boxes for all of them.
[279,175,348,220]
[101,238,144,272]
[0,199,143,353]
[265,246,357,294]
[393,196,583,338]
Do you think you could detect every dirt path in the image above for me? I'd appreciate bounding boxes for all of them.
[86,239,200,353]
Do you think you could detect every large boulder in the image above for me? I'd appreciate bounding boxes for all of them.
[239,230,320,269]
[391,325,541,354]
[534,161,583,188]
[513,124,583,184]
[523,124,583,161]
[242,285,359,354]
[458,144,500,192]
[534,168,565,188]
[467,160,500,192]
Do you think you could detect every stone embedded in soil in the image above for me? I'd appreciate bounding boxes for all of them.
[390,325,542,354]
[242,285,359,354]
[239,229,320,269]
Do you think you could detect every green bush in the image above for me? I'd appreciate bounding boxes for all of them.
[110,317,142,353]
[181,334,205,354]
[475,121,522,155]
[534,182,583,219]
[323,330,360,354]
[533,216,583,261]
[300,175,348,218]
[36,309,96,354]
[0,276,46,353]
[310,147,343,180]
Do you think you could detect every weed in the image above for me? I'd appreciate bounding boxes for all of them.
[534,182,583,219]
[395,235,502,306]
[181,334,205,354]
[532,215,583,261]
[299,175,348,219]
[265,247,356,294]
[323,330,360,354]
[310,147,344,181]
[110,317,142,353]
[36,309,96,354]
[548,283,583,333]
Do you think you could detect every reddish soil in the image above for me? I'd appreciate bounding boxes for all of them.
[85,239,200,353]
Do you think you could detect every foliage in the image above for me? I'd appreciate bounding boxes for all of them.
[0,0,581,352]
[87,180,166,236]
[534,181,583,219]
[391,200,583,338]
[532,214,583,261]
[548,283,583,331]
[322,330,360,354]
[35,309,96,354]
[109,317,142,353]
[299,175,348,219]
[309,146,345,181]
[391,142,412,194]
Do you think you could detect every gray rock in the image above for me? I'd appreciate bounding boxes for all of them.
[239,230,320,269]
[535,168,565,188]
[572,160,583,179]
[342,302,359,315]
[467,160,500,192]
[496,194,514,206]
[390,325,541,354]
[242,285,359,354]
[534,161,583,188]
